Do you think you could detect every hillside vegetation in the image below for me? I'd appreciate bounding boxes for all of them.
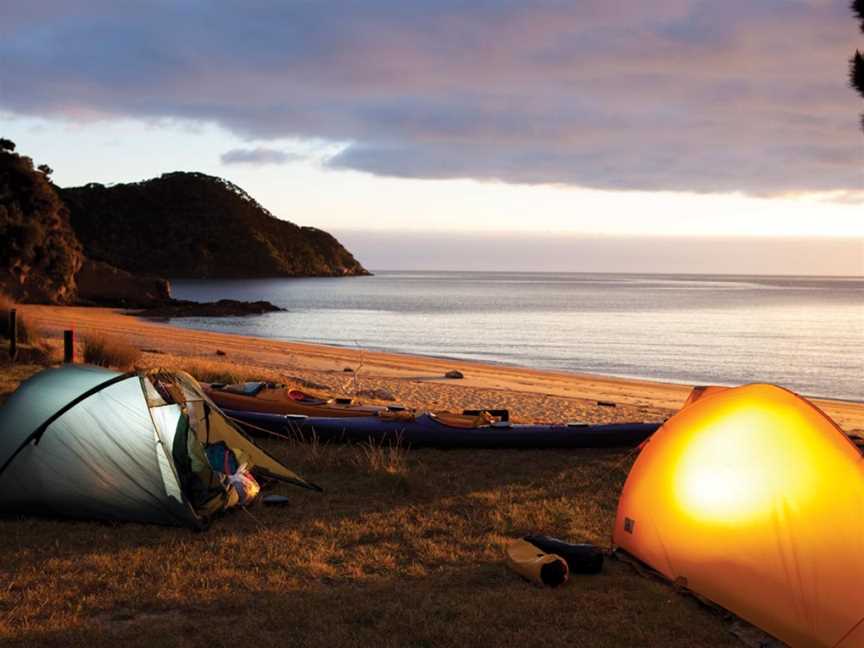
[0,138,368,303]
[0,140,83,303]
[61,172,368,279]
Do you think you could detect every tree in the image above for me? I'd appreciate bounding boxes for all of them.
[0,138,15,153]
[37,164,53,177]
[0,144,83,303]
[852,1,864,130]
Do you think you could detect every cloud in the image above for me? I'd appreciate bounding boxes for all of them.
[1,1,861,195]
[220,147,301,166]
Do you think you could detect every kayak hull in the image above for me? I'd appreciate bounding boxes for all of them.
[203,383,386,418]
[223,409,660,449]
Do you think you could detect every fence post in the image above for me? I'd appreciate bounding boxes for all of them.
[8,309,17,362]
[64,329,75,364]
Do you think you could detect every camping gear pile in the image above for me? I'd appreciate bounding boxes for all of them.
[0,366,318,528]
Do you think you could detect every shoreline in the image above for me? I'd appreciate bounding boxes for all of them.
[167,321,864,405]
[18,304,864,433]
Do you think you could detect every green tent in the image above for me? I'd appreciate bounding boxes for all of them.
[0,365,318,528]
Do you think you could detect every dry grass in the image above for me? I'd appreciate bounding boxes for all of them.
[0,363,43,405]
[174,356,281,384]
[144,355,333,393]
[0,365,741,648]
[286,433,412,492]
[0,293,41,345]
[358,438,409,476]
[82,333,142,370]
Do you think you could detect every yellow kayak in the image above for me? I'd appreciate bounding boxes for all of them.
[203,381,389,418]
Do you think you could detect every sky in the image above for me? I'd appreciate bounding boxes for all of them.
[1,1,862,275]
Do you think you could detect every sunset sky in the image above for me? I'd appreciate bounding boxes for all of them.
[1,1,862,274]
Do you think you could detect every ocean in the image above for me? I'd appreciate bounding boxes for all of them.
[169,272,864,401]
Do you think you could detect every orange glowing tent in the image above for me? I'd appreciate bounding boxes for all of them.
[614,384,864,648]
[679,384,729,409]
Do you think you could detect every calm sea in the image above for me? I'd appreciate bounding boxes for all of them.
[170,272,864,401]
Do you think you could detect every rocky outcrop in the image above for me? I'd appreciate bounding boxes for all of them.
[76,259,171,307]
[135,298,283,318]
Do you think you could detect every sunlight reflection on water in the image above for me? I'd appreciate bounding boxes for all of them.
[170,272,864,401]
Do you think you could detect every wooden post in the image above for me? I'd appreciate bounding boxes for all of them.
[8,309,17,362]
[63,329,75,364]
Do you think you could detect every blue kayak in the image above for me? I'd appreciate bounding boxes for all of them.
[222,409,660,448]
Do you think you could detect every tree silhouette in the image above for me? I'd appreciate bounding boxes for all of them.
[0,138,15,153]
[852,1,864,130]
[37,164,53,177]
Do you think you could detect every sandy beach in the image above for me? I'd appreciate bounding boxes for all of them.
[19,304,864,435]
[3,305,860,648]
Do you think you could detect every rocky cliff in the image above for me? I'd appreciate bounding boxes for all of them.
[76,259,172,307]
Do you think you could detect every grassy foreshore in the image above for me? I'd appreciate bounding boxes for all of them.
[2,306,861,647]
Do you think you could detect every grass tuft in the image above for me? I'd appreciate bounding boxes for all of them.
[358,438,409,476]
[181,358,273,384]
[264,426,413,493]
[147,356,323,390]
[82,333,142,370]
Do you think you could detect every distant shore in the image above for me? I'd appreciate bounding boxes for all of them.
[19,304,864,434]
